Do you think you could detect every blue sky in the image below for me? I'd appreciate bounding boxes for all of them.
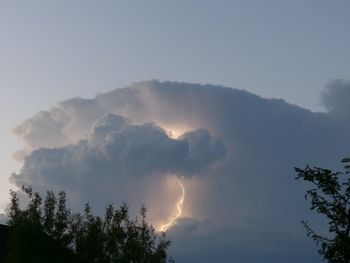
[0,1,349,256]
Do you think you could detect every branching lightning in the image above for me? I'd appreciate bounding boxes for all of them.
[159,178,185,232]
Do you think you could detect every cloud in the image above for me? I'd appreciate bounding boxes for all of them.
[11,113,226,220]
[13,111,70,160]
[322,79,350,128]
[11,80,350,262]
[0,214,7,225]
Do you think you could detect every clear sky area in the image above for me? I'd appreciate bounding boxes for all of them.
[0,1,350,261]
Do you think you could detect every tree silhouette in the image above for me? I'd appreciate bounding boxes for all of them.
[4,186,173,263]
[295,158,350,263]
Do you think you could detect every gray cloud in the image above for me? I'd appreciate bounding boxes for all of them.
[322,79,350,128]
[11,113,226,219]
[0,214,7,225]
[13,111,69,151]
[11,80,350,262]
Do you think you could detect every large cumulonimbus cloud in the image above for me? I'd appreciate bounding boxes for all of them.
[11,80,350,263]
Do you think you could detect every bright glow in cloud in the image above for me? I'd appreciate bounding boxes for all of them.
[164,126,191,139]
[158,178,185,232]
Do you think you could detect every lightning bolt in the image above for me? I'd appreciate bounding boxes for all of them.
[159,178,185,232]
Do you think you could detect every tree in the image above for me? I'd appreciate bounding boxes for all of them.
[295,158,350,263]
[5,186,174,263]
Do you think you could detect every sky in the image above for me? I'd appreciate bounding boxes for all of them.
[0,1,350,261]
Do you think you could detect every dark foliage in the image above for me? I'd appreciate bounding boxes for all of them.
[4,186,173,263]
[0,225,10,263]
[295,158,350,263]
